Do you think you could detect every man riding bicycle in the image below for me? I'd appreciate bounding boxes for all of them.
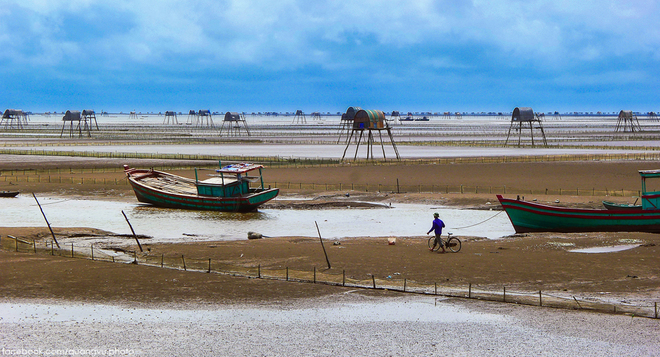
[427,212,446,253]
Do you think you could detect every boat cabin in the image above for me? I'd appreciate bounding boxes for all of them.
[640,170,660,210]
[196,163,264,198]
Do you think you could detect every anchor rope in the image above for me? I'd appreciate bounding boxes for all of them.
[451,210,504,230]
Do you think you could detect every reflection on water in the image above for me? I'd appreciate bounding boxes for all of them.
[2,195,515,244]
[569,244,640,253]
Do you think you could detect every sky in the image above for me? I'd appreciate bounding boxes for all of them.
[1,0,660,114]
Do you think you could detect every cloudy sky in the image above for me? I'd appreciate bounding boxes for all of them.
[1,0,659,113]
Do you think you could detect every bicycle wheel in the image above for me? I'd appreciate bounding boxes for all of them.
[446,237,462,253]
[428,236,438,251]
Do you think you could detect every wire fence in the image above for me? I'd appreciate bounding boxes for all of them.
[3,235,658,319]
[0,168,644,198]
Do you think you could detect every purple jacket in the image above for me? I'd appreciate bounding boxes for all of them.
[427,218,445,235]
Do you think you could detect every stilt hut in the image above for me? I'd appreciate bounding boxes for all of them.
[1,109,26,129]
[292,110,307,124]
[337,106,362,143]
[60,110,84,137]
[311,112,321,120]
[186,110,197,125]
[164,111,178,124]
[198,110,214,127]
[129,111,138,119]
[615,110,641,132]
[504,107,548,147]
[219,112,251,136]
[81,110,99,134]
[390,111,401,123]
[341,109,400,161]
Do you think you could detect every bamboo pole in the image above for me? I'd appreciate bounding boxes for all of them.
[32,193,60,249]
[121,210,143,252]
[314,221,331,269]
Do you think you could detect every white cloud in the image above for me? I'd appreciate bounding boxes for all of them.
[2,0,660,75]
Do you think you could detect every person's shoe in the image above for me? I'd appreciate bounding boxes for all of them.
[429,248,434,251]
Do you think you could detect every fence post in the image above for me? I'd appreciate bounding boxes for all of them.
[258,264,261,278]
[503,286,506,302]
[161,254,164,268]
[342,270,345,286]
[404,279,407,292]
[372,275,376,289]
[286,267,289,281]
[182,255,186,270]
[313,267,316,283]
[434,282,437,295]
[539,290,542,306]
[91,245,94,260]
[33,239,36,254]
[469,283,471,298]
[208,258,211,273]
[71,243,74,258]
[15,237,18,252]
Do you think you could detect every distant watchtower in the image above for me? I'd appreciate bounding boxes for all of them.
[390,111,401,124]
[164,111,178,124]
[337,106,362,144]
[341,109,400,161]
[60,110,84,137]
[616,110,641,132]
[1,109,27,129]
[81,109,99,134]
[186,110,197,125]
[197,110,214,127]
[292,110,307,124]
[219,112,251,136]
[504,107,548,147]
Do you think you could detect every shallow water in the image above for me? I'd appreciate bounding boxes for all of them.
[569,244,641,253]
[2,195,514,244]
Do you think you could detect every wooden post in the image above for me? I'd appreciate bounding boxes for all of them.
[314,221,331,269]
[539,290,542,306]
[134,251,138,265]
[161,254,164,268]
[396,178,400,194]
[404,279,407,292]
[71,243,74,258]
[33,239,36,253]
[91,245,94,260]
[314,267,316,283]
[655,302,657,319]
[122,210,143,252]
[434,282,437,295]
[258,264,261,278]
[208,258,211,273]
[372,275,376,289]
[286,267,289,281]
[182,255,186,270]
[32,193,60,249]
[469,283,472,298]
[503,286,506,302]
[342,270,345,286]
[15,236,18,252]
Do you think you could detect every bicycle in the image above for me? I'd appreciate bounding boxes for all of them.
[428,232,462,253]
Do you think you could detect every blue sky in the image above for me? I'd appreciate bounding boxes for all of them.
[1,0,659,113]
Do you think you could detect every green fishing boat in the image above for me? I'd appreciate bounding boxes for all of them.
[498,169,660,233]
[124,163,279,212]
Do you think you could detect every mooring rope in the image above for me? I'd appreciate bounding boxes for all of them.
[451,210,505,230]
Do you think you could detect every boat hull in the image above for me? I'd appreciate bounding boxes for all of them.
[0,191,19,198]
[126,168,279,212]
[497,195,660,233]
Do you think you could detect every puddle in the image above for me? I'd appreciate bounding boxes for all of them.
[569,244,640,253]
